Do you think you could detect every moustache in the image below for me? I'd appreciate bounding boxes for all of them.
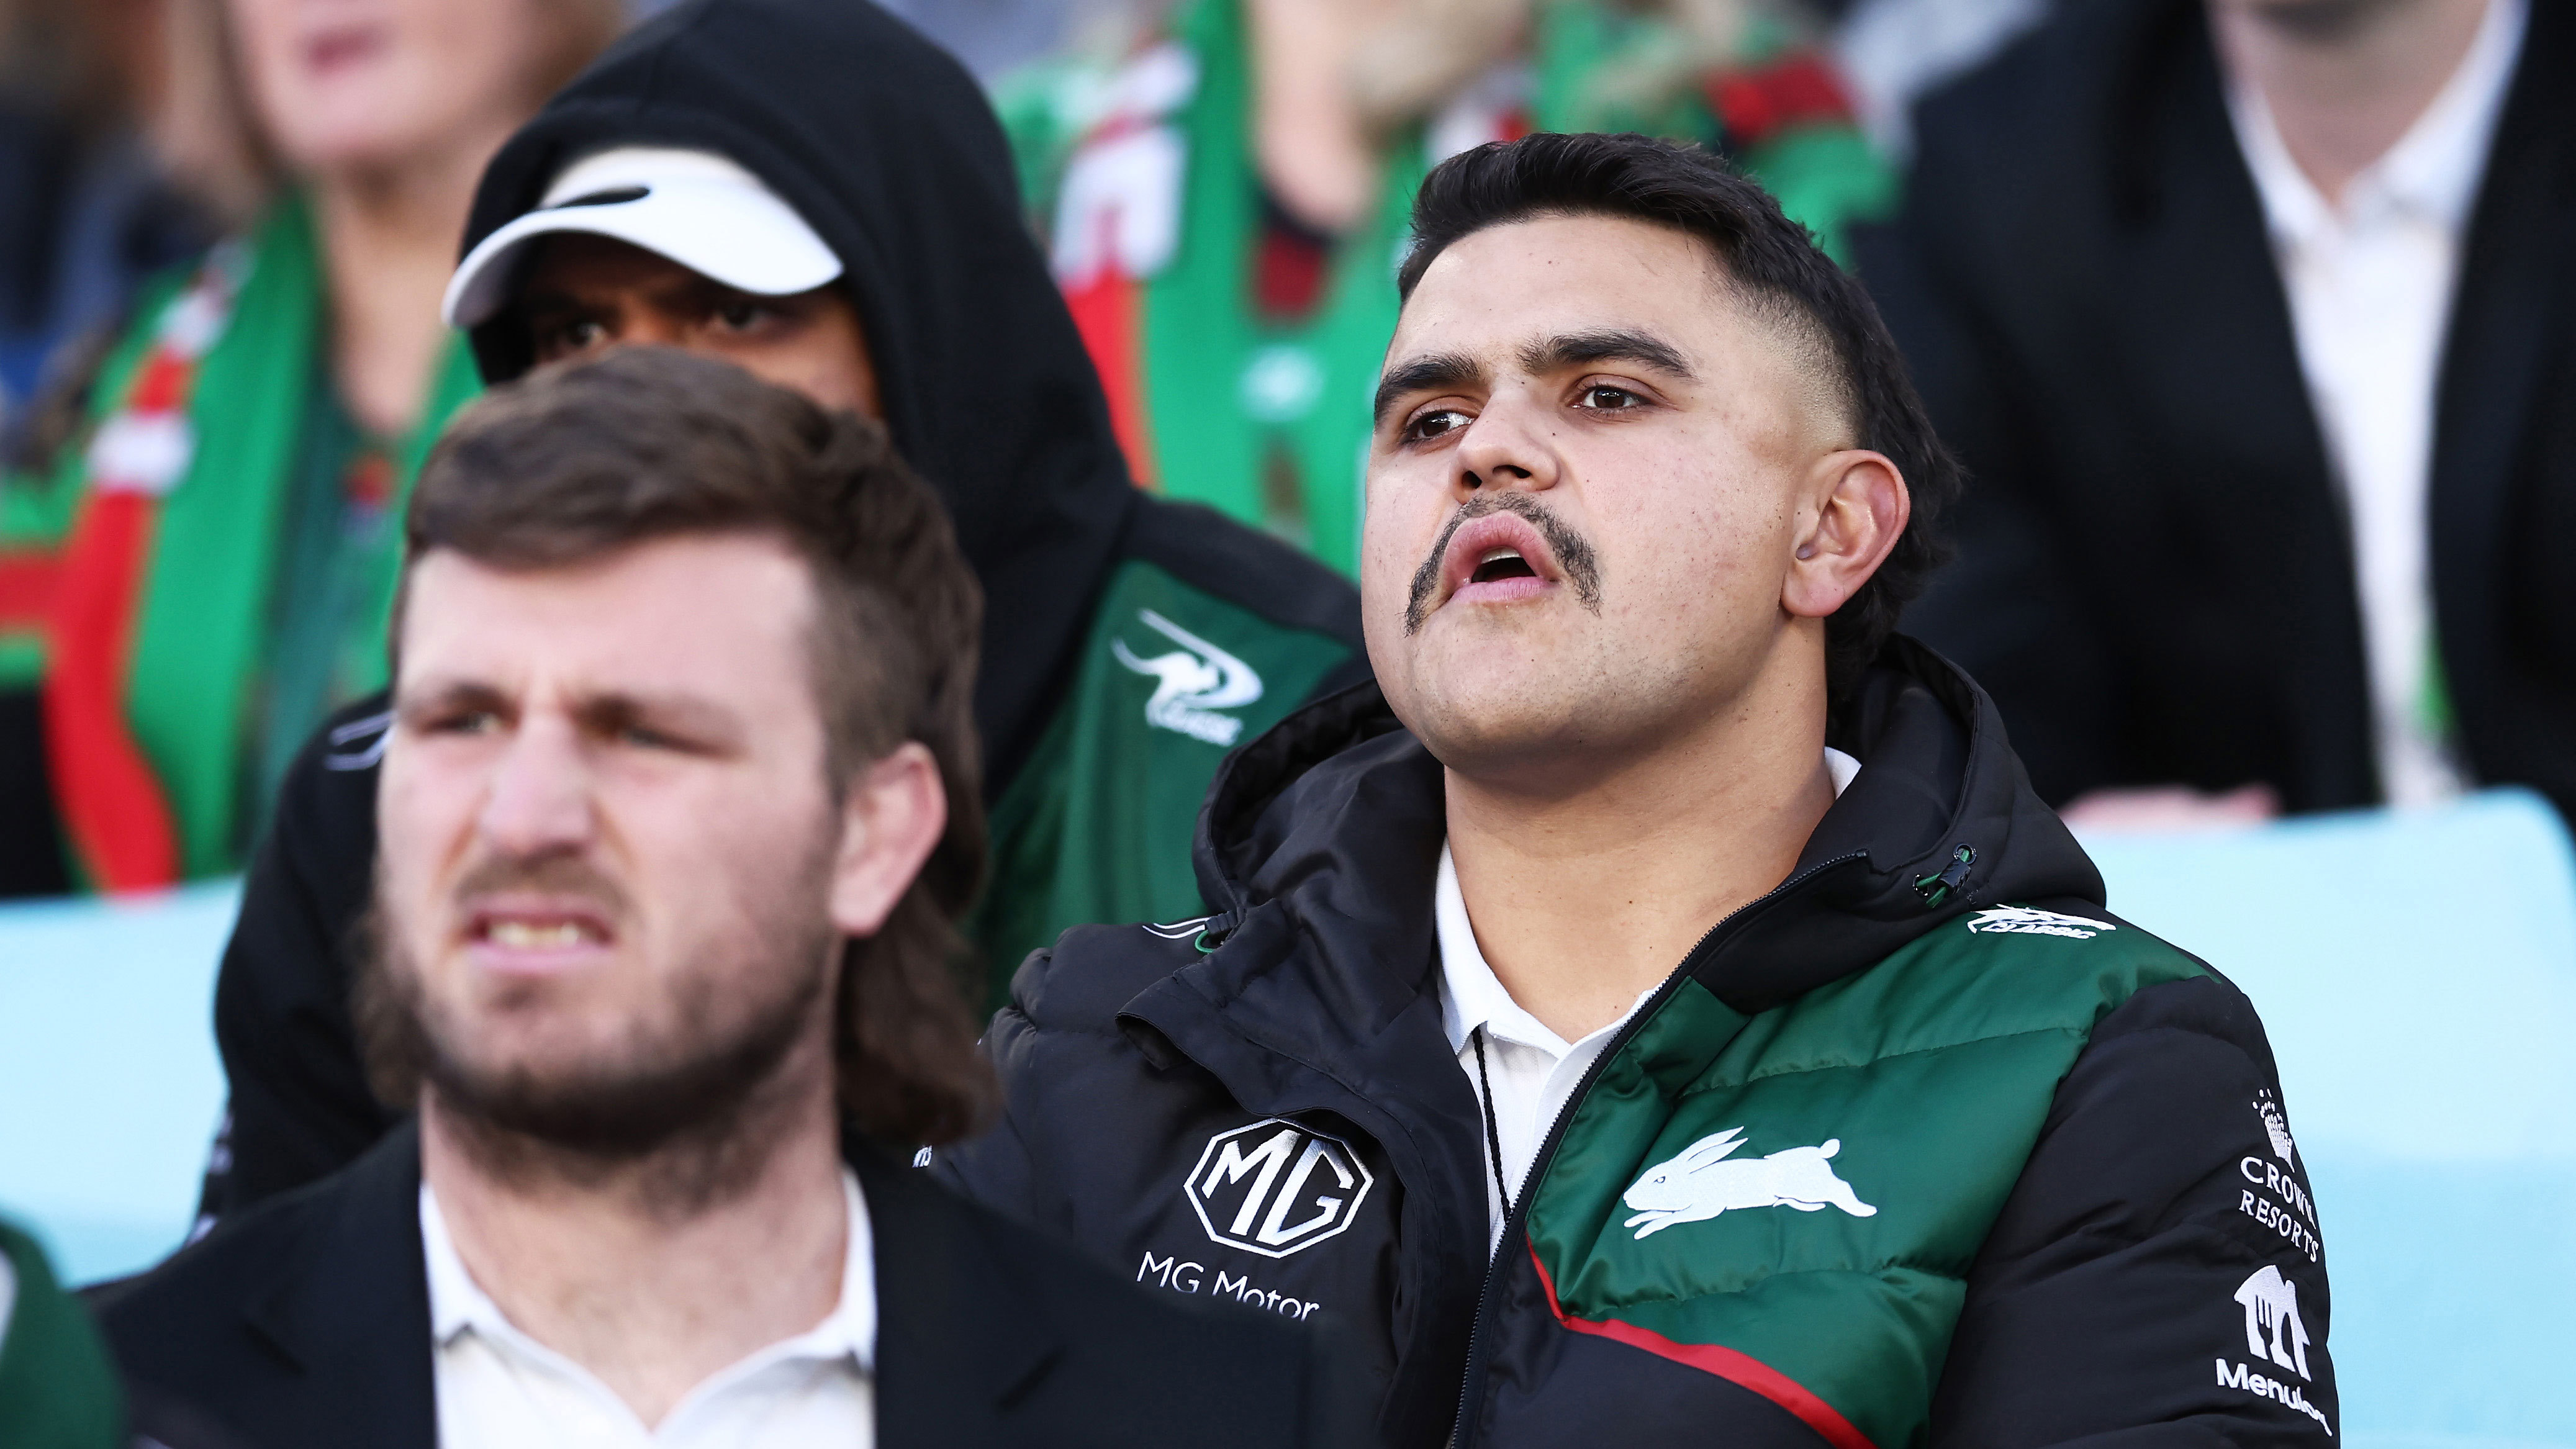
[450,851,631,923]
[1404,492,1604,634]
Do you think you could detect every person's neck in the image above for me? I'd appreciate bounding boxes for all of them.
[1444,641,1837,1043]
[307,125,510,437]
[418,1042,851,1429]
[2211,0,2493,207]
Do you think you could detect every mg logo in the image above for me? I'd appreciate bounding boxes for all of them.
[1185,1119,1374,1258]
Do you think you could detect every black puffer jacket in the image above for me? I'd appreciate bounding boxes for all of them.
[938,639,2338,1448]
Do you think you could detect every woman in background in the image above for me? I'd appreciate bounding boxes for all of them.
[0,0,616,895]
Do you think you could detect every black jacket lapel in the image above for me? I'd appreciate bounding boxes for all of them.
[859,1144,1061,1449]
[242,1121,437,1449]
[2431,0,2576,778]
[2108,1,2378,806]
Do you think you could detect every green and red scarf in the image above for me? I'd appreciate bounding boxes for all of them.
[2,197,476,890]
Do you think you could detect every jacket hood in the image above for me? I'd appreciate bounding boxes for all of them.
[1189,634,2106,1017]
[458,0,1137,788]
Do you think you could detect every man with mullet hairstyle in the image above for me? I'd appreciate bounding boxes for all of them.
[91,350,1343,1449]
[193,0,1368,1227]
[940,133,2337,1447]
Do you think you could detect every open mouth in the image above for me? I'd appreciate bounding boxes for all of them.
[464,902,617,969]
[1406,500,1600,633]
[1438,510,1560,608]
[1468,547,1539,585]
[478,918,604,950]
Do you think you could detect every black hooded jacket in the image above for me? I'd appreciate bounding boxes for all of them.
[461,0,1360,787]
[196,0,1366,1217]
[936,638,2338,1448]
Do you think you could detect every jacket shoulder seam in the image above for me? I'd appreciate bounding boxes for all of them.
[1689,1021,2090,1095]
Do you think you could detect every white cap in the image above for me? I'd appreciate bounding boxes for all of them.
[442,147,844,330]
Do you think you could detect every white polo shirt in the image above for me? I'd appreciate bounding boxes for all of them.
[422,1171,875,1448]
[2225,0,2525,808]
[1440,748,1863,1255]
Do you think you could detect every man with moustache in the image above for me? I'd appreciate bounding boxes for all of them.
[937,133,2337,1447]
[91,351,1340,1448]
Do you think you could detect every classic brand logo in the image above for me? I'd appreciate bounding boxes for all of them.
[1964,905,2119,939]
[1112,608,1265,747]
[1185,1120,1373,1258]
[1621,1127,1878,1239]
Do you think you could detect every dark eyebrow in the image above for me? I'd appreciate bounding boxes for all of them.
[1517,328,1696,381]
[394,677,743,747]
[573,690,746,752]
[395,678,513,721]
[1372,351,1486,424]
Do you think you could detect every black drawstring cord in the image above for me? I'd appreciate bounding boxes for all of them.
[1471,1024,1513,1225]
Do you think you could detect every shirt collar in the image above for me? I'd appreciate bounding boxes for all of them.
[1437,842,1570,1057]
[1437,747,1861,1056]
[2230,0,2525,241]
[422,1166,877,1370]
[782,1170,876,1371]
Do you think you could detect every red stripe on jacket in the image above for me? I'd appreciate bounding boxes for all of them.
[1528,1239,1878,1449]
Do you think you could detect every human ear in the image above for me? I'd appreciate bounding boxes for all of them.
[826,741,946,937]
[1783,449,1909,620]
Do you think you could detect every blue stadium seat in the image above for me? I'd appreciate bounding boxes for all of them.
[0,880,235,1284]
[2084,788,2576,1449]
[0,790,2568,1448]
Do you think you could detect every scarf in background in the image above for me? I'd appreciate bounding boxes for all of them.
[36,198,476,890]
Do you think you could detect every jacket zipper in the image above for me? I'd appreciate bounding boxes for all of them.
[1444,851,1868,1449]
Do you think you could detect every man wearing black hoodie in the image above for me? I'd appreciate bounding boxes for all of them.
[936,133,2338,1447]
[197,0,1367,1217]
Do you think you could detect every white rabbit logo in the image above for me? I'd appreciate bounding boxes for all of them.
[1621,1127,1878,1240]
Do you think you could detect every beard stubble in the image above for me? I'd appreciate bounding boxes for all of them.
[357,833,843,1216]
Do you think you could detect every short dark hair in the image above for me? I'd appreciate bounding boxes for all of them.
[1396,132,1958,698]
[394,347,992,1146]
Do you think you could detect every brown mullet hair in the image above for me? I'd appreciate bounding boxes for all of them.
[396,347,993,1147]
[1396,132,1961,701]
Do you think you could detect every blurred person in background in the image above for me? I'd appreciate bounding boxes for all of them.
[1828,0,2054,159]
[198,0,1365,1222]
[0,0,617,898]
[0,1217,124,1448]
[877,0,1128,81]
[0,0,212,896]
[998,0,1894,572]
[1859,0,2571,827]
[0,0,209,434]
